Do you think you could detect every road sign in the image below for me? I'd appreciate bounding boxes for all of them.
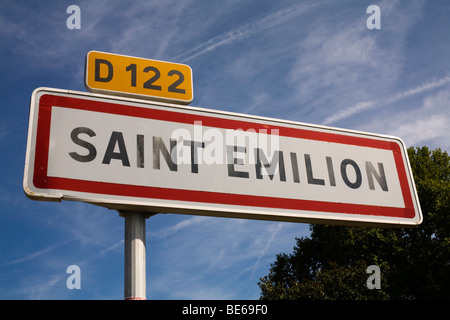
[85,51,193,104]
[24,88,422,227]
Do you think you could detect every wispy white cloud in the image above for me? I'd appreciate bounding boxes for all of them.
[287,0,425,124]
[51,202,122,248]
[147,215,305,299]
[0,241,69,268]
[380,87,450,149]
[289,25,397,122]
[347,83,450,152]
[148,215,207,240]
[322,101,376,126]
[322,75,450,125]
[0,1,195,78]
[249,223,282,279]
[18,274,65,300]
[100,239,124,256]
[391,114,448,146]
[172,1,321,63]
[385,75,450,104]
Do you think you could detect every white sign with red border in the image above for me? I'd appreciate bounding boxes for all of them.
[24,88,422,227]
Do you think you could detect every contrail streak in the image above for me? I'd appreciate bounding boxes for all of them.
[172,2,321,63]
[322,74,450,125]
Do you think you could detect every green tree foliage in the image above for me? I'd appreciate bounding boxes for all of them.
[258,147,449,300]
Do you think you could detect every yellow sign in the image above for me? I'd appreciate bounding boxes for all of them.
[85,51,193,104]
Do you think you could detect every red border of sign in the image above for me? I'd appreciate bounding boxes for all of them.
[32,93,416,220]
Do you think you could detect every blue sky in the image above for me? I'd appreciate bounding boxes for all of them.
[0,0,449,300]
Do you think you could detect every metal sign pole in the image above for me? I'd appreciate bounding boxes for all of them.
[119,211,153,300]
